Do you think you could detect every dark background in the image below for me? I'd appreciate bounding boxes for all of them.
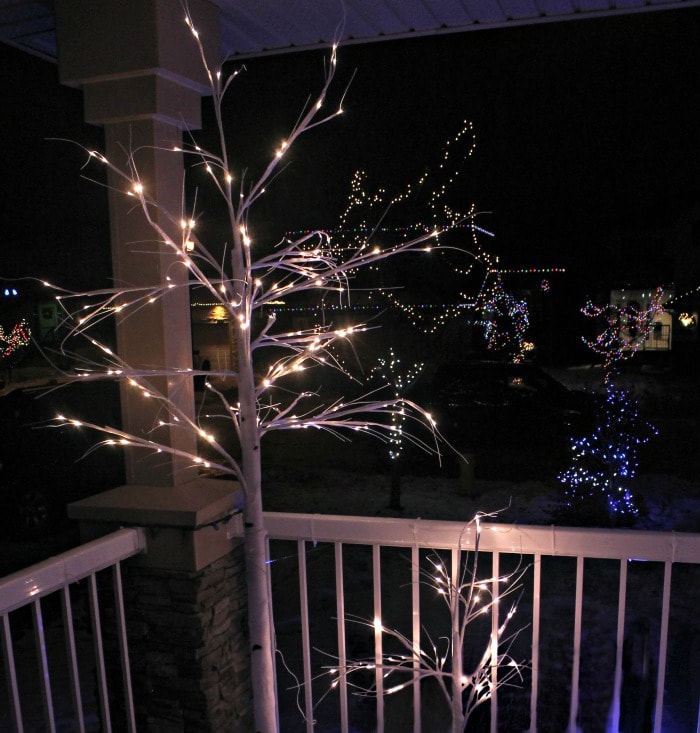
[1,7,699,336]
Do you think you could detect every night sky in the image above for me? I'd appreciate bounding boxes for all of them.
[1,6,699,296]
[1,44,109,291]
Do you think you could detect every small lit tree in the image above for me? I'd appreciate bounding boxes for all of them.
[0,318,31,380]
[326,514,528,733]
[480,272,530,363]
[370,347,424,509]
[40,13,483,731]
[558,289,663,521]
[557,386,657,517]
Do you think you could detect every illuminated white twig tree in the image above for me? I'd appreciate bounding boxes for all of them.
[38,12,485,732]
[326,515,528,733]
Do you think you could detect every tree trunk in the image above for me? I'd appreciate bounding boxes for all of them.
[389,460,403,510]
[451,585,465,733]
[240,395,278,731]
[243,482,278,732]
[233,233,279,732]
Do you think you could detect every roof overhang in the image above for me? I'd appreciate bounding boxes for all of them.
[2,0,700,63]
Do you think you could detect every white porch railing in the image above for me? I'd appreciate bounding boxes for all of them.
[2,518,698,733]
[264,513,700,733]
[0,528,147,733]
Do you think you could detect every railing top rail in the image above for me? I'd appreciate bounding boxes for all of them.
[0,527,147,614]
[263,512,700,564]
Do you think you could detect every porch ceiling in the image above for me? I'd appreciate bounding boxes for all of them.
[2,0,700,62]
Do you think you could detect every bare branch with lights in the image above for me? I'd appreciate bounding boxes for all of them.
[314,514,530,733]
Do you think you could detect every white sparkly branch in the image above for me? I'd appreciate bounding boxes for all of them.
[51,412,243,486]
[185,10,343,220]
[312,515,530,731]
[262,392,441,451]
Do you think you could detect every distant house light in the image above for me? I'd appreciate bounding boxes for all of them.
[679,312,697,328]
[208,305,229,322]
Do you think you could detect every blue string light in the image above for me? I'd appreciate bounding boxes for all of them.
[558,386,657,517]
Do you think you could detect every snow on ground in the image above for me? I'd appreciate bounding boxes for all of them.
[262,365,700,732]
[263,466,700,733]
[262,465,700,532]
[3,363,698,732]
[263,363,700,533]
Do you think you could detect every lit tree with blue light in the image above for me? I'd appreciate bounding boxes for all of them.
[557,385,657,517]
[557,289,663,521]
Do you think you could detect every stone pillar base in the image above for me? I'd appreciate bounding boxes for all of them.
[68,478,252,731]
[121,549,252,732]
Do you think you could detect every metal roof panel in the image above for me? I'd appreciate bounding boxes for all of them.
[1,0,700,62]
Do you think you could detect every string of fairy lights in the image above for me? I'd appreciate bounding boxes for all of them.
[284,222,497,240]
[249,231,566,341]
[332,120,478,258]
[320,120,493,331]
[369,348,424,461]
[582,287,665,384]
[480,273,531,363]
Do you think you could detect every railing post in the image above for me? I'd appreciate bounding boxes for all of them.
[335,542,349,733]
[411,545,421,733]
[373,544,384,733]
[653,560,673,733]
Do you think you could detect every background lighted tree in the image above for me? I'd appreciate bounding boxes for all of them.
[581,288,664,385]
[42,14,485,731]
[319,122,498,349]
[480,272,530,363]
[558,289,663,521]
[0,318,31,381]
[370,347,424,509]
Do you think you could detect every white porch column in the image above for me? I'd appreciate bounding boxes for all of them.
[55,0,221,486]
